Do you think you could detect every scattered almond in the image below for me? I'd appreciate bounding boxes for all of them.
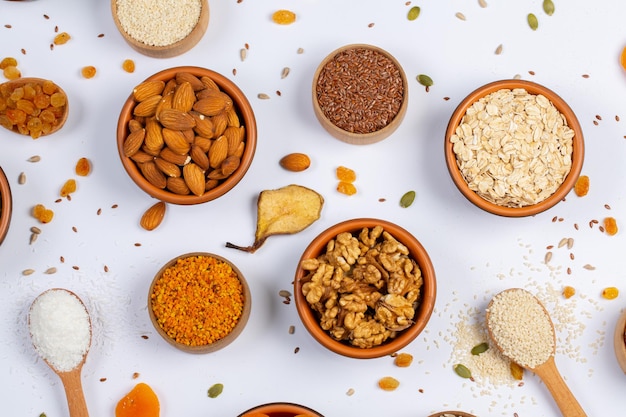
[140,201,167,231]
[280,153,311,172]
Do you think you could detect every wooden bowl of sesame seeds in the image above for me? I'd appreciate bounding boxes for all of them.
[444,79,585,217]
[312,44,408,145]
[613,309,626,374]
[111,0,209,58]
[0,166,12,246]
[148,252,251,354]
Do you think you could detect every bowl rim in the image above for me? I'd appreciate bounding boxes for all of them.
[147,251,251,354]
[293,218,437,359]
[614,309,626,374]
[110,0,209,58]
[237,401,324,417]
[116,65,257,205]
[444,79,585,217]
[0,166,12,246]
[312,43,409,145]
[427,412,477,417]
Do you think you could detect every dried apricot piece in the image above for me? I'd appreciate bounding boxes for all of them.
[60,179,77,197]
[604,217,618,235]
[562,286,576,299]
[53,32,71,45]
[115,382,160,417]
[81,66,97,79]
[32,204,54,224]
[337,181,357,196]
[272,9,296,25]
[573,175,589,197]
[393,353,413,368]
[602,287,619,300]
[75,157,91,176]
[378,376,400,391]
[122,59,135,73]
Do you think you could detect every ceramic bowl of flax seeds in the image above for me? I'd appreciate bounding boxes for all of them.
[312,44,409,145]
[0,166,12,246]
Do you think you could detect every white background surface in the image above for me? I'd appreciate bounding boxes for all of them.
[1,0,626,416]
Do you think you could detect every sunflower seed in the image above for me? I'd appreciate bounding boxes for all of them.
[240,48,247,62]
[28,155,41,162]
[281,67,290,79]
[455,12,466,21]
[478,0,488,7]
[495,44,503,55]
[44,267,57,274]
[22,269,35,276]
[257,93,270,100]
[18,172,26,184]
[30,226,42,234]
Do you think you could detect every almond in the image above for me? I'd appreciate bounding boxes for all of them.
[194,136,212,153]
[155,157,181,177]
[140,201,166,231]
[158,108,196,130]
[193,92,232,117]
[162,79,178,96]
[130,150,155,164]
[162,128,191,155]
[133,94,162,117]
[209,135,228,169]
[166,176,190,195]
[160,147,191,166]
[139,161,167,189]
[141,144,161,157]
[190,144,210,171]
[190,112,215,138]
[223,126,244,156]
[175,72,205,91]
[183,162,205,196]
[133,80,165,102]
[123,128,146,157]
[144,117,164,152]
[205,178,220,191]
[200,76,220,91]
[211,112,228,137]
[220,155,240,176]
[226,107,240,127]
[128,118,144,132]
[155,93,173,117]
[172,81,196,112]
[280,153,310,172]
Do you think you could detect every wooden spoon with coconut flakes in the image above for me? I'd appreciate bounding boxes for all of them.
[485,288,587,417]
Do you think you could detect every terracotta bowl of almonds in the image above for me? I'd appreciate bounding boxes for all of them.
[238,402,324,417]
[445,79,584,217]
[111,0,209,58]
[294,218,436,359]
[312,44,408,145]
[0,166,12,246]
[148,252,251,354]
[116,66,257,205]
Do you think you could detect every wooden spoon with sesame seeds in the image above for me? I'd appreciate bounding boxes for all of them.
[486,288,587,417]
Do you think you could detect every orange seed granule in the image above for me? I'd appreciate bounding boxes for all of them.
[75,157,91,176]
[562,286,576,299]
[53,32,71,45]
[81,66,97,79]
[32,204,54,223]
[573,175,589,197]
[150,255,244,346]
[60,179,77,197]
[272,9,297,25]
[378,376,400,391]
[604,217,618,235]
[393,353,414,367]
[602,287,619,300]
[115,382,160,417]
[122,59,136,73]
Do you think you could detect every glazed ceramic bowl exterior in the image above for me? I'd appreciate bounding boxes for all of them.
[294,218,436,359]
[312,44,408,145]
[0,166,12,246]
[148,252,251,354]
[444,79,584,217]
[614,309,626,374]
[116,66,257,205]
[238,402,324,417]
[111,0,209,58]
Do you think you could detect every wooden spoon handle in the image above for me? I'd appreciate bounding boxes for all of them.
[58,369,90,417]
[533,357,587,417]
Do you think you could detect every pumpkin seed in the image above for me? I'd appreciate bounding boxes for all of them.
[471,342,489,355]
[453,363,472,379]
[527,13,538,30]
[416,74,433,87]
[400,190,416,208]
[207,383,224,398]
[543,0,555,16]
[407,6,420,21]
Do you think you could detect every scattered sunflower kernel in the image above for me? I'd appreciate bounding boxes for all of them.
[393,353,413,367]
[32,204,54,223]
[377,376,400,391]
[562,286,576,299]
[604,217,618,235]
[272,9,296,25]
[122,59,135,73]
[53,32,71,45]
[573,175,589,197]
[602,287,619,300]
[60,179,77,197]
[81,66,97,79]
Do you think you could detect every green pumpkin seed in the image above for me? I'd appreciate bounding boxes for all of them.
[543,0,555,16]
[471,342,489,355]
[400,191,416,208]
[407,6,420,21]
[453,363,472,379]
[207,383,224,398]
[416,74,433,87]
[527,13,538,30]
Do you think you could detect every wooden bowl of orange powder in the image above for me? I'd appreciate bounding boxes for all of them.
[148,252,251,353]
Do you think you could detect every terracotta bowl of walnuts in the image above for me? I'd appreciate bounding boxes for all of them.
[116,66,257,205]
[0,166,12,246]
[294,218,436,359]
[238,402,324,417]
[148,252,251,354]
[444,79,584,217]
[312,44,408,145]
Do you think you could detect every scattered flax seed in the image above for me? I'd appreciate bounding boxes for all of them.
[141,335,149,339]
[21,48,26,55]
[443,96,450,101]
[567,267,572,275]
[28,155,41,162]
[22,269,35,276]
[346,388,355,396]
[605,204,611,210]
[297,47,304,54]
[368,22,375,28]
[582,74,590,78]
[100,378,107,382]
[97,208,102,215]
[546,245,554,249]
[50,44,54,50]
[574,223,579,230]
[97,33,104,38]
[44,267,57,275]
[599,226,605,233]
[232,68,237,76]
[418,388,424,393]
[552,216,558,222]
[583,264,596,270]
[558,217,564,222]
[455,12,466,21]
[595,115,602,120]
[72,226,78,233]
[592,219,599,224]
[134,242,141,247]
[528,70,536,75]
[495,44,503,55]
[111,204,118,209]
[288,325,295,334]
[570,253,575,260]
[593,120,599,126]
[72,265,79,270]
[18,172,26,184]
[245,43,249,50]
[132,372,140,379]
[257,93,270,100]
[616,115,620,122]
[60,256,65,263]
[54,25,58,33]
[276,90,281,96]
[294,347,300,353]
[281,67,290,79]
[104,265,109,272]
[4,24,11,29]
[43,14,50,19]
[54,198,62,203]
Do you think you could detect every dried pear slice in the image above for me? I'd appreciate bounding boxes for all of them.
[226,184,324,253]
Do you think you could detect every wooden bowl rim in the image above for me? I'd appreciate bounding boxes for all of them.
[614,308,626,374]
[0,166,12,246]
[294,218,437,359]
[444,79,585,217]
[148,252,251,354]
[238,402,324,417]
[116,65,257,205]
[312,43,409,145]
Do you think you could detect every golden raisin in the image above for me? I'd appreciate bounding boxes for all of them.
[122,59,135,73]
[337,181,357,196]
[393,353,413,368]
[32,204,54,224]
[602,287,619,300]
[621,46,626,71]
[75,157,91,176]
[53,32,71,45]
[115,383,160,417]
[271,9,297,25]
[81,66,97,79]
[510,362,524,380]
[42,80,57,95]
[562,286,576,299]
[50,92,67,107]
[336,166,356,182]
[604,217,618,235]
[573,175,589,197]
[60,179,77,197]
[3,65,21,80]
[0,57,17,69]
[378,376,400,391]
[33,93,51,109]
